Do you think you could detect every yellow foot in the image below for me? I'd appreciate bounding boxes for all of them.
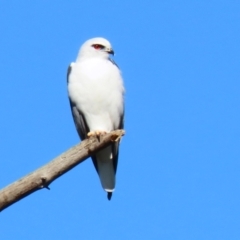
[87,131,107,137]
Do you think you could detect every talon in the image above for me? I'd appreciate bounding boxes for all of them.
[87,131,107,138]
[87,131,95,137]
[114,135,122,142]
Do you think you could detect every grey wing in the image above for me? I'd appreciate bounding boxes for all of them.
[69,100,90,140]
[108,58,123,171]
[112,111,124,172]
[67,65,89,141]
[108,57,123,171]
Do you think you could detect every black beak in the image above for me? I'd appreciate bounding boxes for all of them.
[106,48,114,55]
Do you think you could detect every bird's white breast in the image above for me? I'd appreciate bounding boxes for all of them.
[68,57,124,132]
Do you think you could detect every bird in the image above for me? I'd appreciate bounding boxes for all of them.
[67,37,125,200]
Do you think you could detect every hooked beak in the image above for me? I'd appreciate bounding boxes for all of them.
[105,47,114,55]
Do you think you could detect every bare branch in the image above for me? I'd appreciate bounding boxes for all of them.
[0,130,125,212]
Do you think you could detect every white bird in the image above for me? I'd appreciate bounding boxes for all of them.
[67,37,125,200]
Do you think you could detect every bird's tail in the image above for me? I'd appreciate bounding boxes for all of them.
[95,146,115,200]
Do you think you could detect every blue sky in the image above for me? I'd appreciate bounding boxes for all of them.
[0,1,240,239]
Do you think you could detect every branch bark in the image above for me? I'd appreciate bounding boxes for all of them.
[0,130,125,212]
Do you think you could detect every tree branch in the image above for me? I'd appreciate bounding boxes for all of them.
[0,130,125,212]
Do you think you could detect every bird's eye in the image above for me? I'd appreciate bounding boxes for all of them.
[92,44,104,50]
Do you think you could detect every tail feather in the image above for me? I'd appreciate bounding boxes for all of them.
[95,146,116,194]
[107,192,112,200]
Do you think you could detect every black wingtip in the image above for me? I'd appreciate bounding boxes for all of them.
[107,192,112,201]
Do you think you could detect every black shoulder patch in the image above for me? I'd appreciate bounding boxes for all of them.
[67,65,72,83]
[109,58,119,69]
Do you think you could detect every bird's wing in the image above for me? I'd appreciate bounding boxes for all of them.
[112,111,124,172]
[67,65,89,140]
[108,56,124,171]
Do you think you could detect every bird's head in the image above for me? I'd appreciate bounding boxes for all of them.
[78,37,114,59]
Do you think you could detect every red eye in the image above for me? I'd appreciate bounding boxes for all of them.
[92,44,104,50]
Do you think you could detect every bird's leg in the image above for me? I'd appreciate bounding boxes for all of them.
[87,131,107,142]
[87,131,107,137]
